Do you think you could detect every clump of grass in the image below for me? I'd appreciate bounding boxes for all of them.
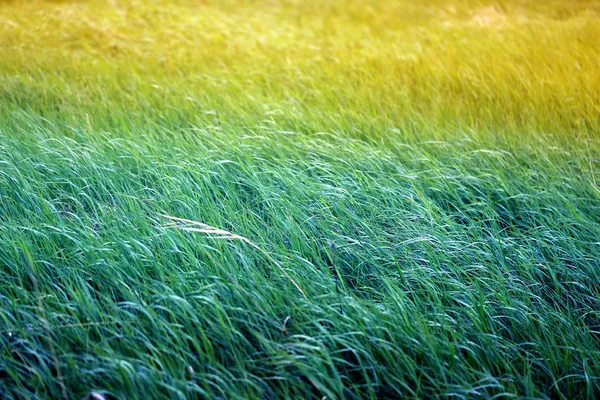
[162,214,308,300]
[1,0,600,399]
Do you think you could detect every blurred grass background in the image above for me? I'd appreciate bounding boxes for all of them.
[1,0,599,139]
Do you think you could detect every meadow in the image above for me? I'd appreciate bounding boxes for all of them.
[1,0,599,398]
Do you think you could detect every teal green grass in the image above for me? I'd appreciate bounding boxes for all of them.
[1,0,600,398]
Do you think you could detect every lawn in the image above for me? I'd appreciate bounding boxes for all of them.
[1,0,599,398]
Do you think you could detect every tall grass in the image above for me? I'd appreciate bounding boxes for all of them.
[1,0,599,398]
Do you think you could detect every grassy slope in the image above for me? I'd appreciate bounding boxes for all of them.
[1,0,600,398]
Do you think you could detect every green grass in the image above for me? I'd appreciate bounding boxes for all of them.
[1,0,600,398]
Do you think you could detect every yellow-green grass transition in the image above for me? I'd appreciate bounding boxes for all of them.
[0,0,599,398]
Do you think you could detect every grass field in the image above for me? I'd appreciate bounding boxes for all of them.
[1,0,600,398]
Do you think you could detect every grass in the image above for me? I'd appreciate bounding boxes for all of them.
[0,0,599,398]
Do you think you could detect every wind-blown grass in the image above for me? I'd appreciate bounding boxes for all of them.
[1,0,599,399]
